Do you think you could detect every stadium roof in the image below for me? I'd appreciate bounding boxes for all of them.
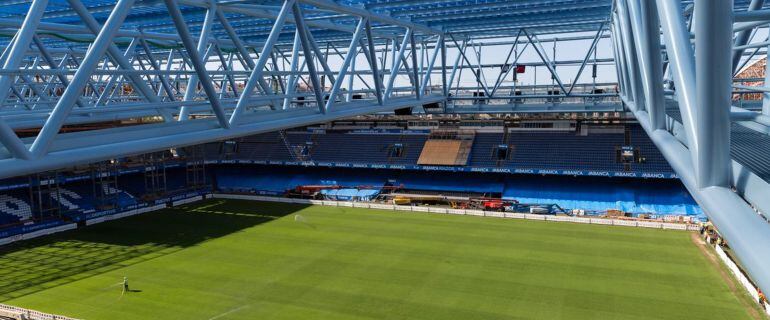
[0,0,620,49]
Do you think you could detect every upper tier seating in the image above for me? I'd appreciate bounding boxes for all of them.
[203,124,674,176]
[628,125,675,173]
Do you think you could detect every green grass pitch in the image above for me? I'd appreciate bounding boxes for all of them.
[0,199,757,319]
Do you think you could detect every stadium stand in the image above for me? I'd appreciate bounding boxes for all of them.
[0,191,31,226]
[295,131,428,165]
[628,125,675,173]
[505,129,624,172]
[235,132,294,161]
[204,123,674,177]
[417,139,469,165]
[0,122,700,239]
[417,131,474,165]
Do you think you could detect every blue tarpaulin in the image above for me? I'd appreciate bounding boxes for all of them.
[214,166,704,219]
[320,189,380,201]
[501,176,703,218]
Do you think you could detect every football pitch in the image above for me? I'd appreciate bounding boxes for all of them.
[0,199,760,319]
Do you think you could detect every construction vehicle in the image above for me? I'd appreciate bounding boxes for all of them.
[392,196,412,205]
[478,198,519,211]
[286,185,340,198]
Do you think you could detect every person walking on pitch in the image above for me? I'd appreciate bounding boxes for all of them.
[122,277,129,294]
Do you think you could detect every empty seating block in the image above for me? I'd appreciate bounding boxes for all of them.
[201,125,674,177]
[417,140,472,166]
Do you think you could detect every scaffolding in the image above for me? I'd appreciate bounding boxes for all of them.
[143,151,168,198]
[28,172,61,221]
[183,145,207,190]
[91,160,119,210]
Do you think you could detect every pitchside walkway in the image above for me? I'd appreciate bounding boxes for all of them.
[212,193,700,231]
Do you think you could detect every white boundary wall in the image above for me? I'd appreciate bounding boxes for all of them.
[0,303,79,320]
[714,244,770,316]
[172,195,203,207]
[210,194,698,231]
[0,197,184,246]
[85,204,167,226]
[0,223,77,247]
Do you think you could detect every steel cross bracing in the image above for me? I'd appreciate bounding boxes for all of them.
[0,0,621,178]
[0,0,453,177]
[440,27,623,114]
[611,0,770,296]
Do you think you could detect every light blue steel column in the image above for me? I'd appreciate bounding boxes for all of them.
[616,2,645,111]
[609,23,629,103]
[626,0,666,130]
[694,0,733,188]
[656,0,699,161]
[611,16,634,107]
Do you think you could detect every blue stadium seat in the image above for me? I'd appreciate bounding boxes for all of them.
[221,125,674,176]
[0,189,31,226]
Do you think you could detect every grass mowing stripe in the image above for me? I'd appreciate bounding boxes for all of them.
[0,199,756,320]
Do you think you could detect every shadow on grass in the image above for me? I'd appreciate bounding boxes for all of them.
[0,199,309,301]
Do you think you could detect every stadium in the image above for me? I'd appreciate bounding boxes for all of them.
[0,0,769,319]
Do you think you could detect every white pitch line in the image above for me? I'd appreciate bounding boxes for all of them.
[208,305,249,320]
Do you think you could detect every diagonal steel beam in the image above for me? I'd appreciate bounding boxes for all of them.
[384,29,412,101]
[324,18,366,112]
[30,0,136,158]
[229,0,295,125]
[522,29,567,94]
[138,32,177,102]
[163,0,230,128]
[409,31,421,99]
[567,23,604,95]
[283,29,303,110]
[291,1,325,113]
[732,0,764,74]
[365,20,384,105]
[178,1,217,121]
[448,34,491,97]
[66,0,172,121]
[419,35,444,94]
[0,0,48,106]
